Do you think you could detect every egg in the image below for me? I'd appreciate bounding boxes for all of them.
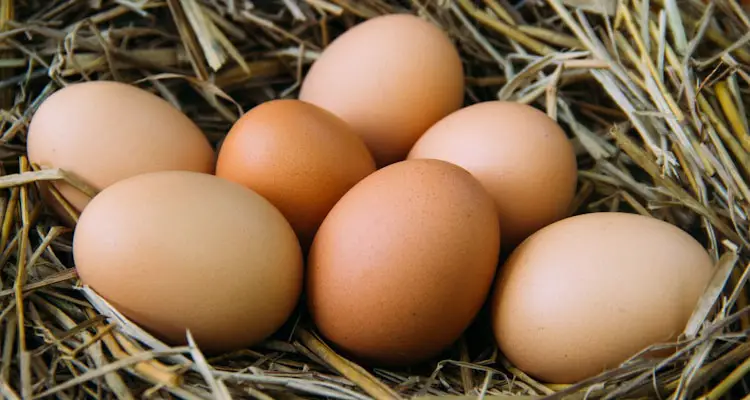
[27,80,215,222]
[299,14,464,167]
[307,159,500,366]
[215,99,376,246]
[408,101,578,247]
[73,171,303,352]
[490,212,714,384]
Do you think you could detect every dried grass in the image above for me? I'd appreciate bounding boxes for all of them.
[0,0,748,398]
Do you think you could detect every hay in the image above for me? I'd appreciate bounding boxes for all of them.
[0,0,748,398]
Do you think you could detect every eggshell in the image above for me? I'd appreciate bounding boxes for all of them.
[27,80,215,220]
[73,171,303,352]
[307,159,500,366]
[490,212,714,384]
[408,101,578,247]
[215,99,376,246]
[299,14,464,167]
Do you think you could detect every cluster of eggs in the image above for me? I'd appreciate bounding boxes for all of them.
[27,14,714,384]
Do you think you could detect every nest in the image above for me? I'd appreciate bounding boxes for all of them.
[0,0,749,399]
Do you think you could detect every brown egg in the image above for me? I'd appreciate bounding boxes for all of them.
[308,159,500,366]
[408,101,578,247]
[299,14,464,167]
[27,80,215,221]
[73,171,303,353]
[215,99,376,246]
[491,212,714,384]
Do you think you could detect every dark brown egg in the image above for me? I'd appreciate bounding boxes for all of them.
[307,159,501,366]
[215,99,376,246]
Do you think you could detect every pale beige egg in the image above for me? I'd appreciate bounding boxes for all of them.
[408,101,578,247]
[299,14,464,167]
[491,212,714,383]
[73,171,303,352]
[27,80,215,223]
